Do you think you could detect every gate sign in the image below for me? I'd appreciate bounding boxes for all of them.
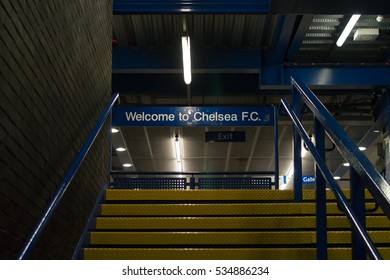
[112,106,274,127]
[302,175,316,184]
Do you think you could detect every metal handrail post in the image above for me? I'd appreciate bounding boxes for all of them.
[292,82,302,202]
[274,106,280,190]
[315,117,328,259]
[350,167,367,259]
[18,93,119,260]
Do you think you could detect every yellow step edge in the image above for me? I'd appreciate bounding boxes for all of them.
[105,189,294,201]
[105,189,373,201]
[95,216,390,230]
[89,231,390,245]
[100,202,382,216]
[83,247,390,260]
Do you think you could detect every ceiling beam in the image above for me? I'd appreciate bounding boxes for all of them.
[270,0,390,14]
[285,15,314,62]
[263,15,298,66]
[113,48,390,90]
[113,0,271,14]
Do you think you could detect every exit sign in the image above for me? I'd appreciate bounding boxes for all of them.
[205,131,246,143]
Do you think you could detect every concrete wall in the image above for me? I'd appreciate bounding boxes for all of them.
[0,0,112,259]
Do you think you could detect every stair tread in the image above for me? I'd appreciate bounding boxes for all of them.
[83,247,390,260]
[95,216,390,230]
[89,230,390,245]
[100,202,383,216]
[105,189,374,201]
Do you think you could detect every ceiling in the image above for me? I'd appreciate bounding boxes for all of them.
[110,1,390,189]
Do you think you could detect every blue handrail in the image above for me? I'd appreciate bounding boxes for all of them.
[281,98,382,260]
[18,93,120,260]
[291,77,390,218]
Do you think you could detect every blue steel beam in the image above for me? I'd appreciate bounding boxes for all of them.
[262,15,297,66]
[285,15,314,62]
[113,0,271,14]
[113,48,390,87]
[113,48,260,73]
[270,0,390,14]
[261,64,390,87]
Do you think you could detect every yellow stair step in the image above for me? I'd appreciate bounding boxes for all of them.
[105,189,374,201]
[95,216,390,230]
[100,202,382,216]
[89,230,390,245]
[83,247,390,260]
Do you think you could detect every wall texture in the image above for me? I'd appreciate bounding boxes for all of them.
[0,0,112,259]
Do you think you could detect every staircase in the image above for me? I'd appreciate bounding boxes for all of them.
[82,189,390,260]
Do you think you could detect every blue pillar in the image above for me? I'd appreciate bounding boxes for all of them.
[190,177,196,190]
[315,118,328,259]
[292,85,302,202]
[274,106,280,190]
[350,167,367,259]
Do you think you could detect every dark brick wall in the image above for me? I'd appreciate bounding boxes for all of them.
[0,0,112,259]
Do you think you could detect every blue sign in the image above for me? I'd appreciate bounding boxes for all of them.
[302,175,316,184]
[205,131,246,142]
[112,106,274,127]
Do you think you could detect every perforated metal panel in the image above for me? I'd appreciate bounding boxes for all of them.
[198,177,271,189]
[113,178,186,189]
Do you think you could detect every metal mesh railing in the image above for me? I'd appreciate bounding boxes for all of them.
[198,177,271,189]
[113,177,186,189]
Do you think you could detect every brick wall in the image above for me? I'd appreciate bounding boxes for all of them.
[0,0,112,259]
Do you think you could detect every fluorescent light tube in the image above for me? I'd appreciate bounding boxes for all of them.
[175,138,182,162]
[181,36,192,85]
[336,14,361,47]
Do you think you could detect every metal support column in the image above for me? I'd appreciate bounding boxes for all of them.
[350,167,367,259]
[274,106,279,190]
[190,176,196,190]
[315,118,328,259]
[292,85,302,202]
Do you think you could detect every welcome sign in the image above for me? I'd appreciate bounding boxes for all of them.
[112,106,274,127]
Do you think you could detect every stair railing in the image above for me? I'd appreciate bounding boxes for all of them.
[281,77,390,260]
[18,93,120,260]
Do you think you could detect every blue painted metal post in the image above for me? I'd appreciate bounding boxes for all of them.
[274,106,279,190]
[388,91,390,142]
[315,118,328,259]
[292,82,302,202]
[190,177,195,190]
[350,167,367,259]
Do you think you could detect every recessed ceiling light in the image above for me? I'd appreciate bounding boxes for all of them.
[334,176,341,180]
[116,147,126,152]
[111,128,119,133]
[343,163,350,167]
[358,146,366,151]
[123,163,133,168]
[374,130,380,133]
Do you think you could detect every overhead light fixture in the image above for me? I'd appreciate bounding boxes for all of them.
[336,14,361,47]
[123,163,133,168]
[174,135,183,172]
[111,128,119,133]
[374,130,380,133]
[116,147,126,152]
[175,136,182,162]
[343,162,350,167]
[358,146,367,151]
[334,176,341,180]
[181,36,192,85]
